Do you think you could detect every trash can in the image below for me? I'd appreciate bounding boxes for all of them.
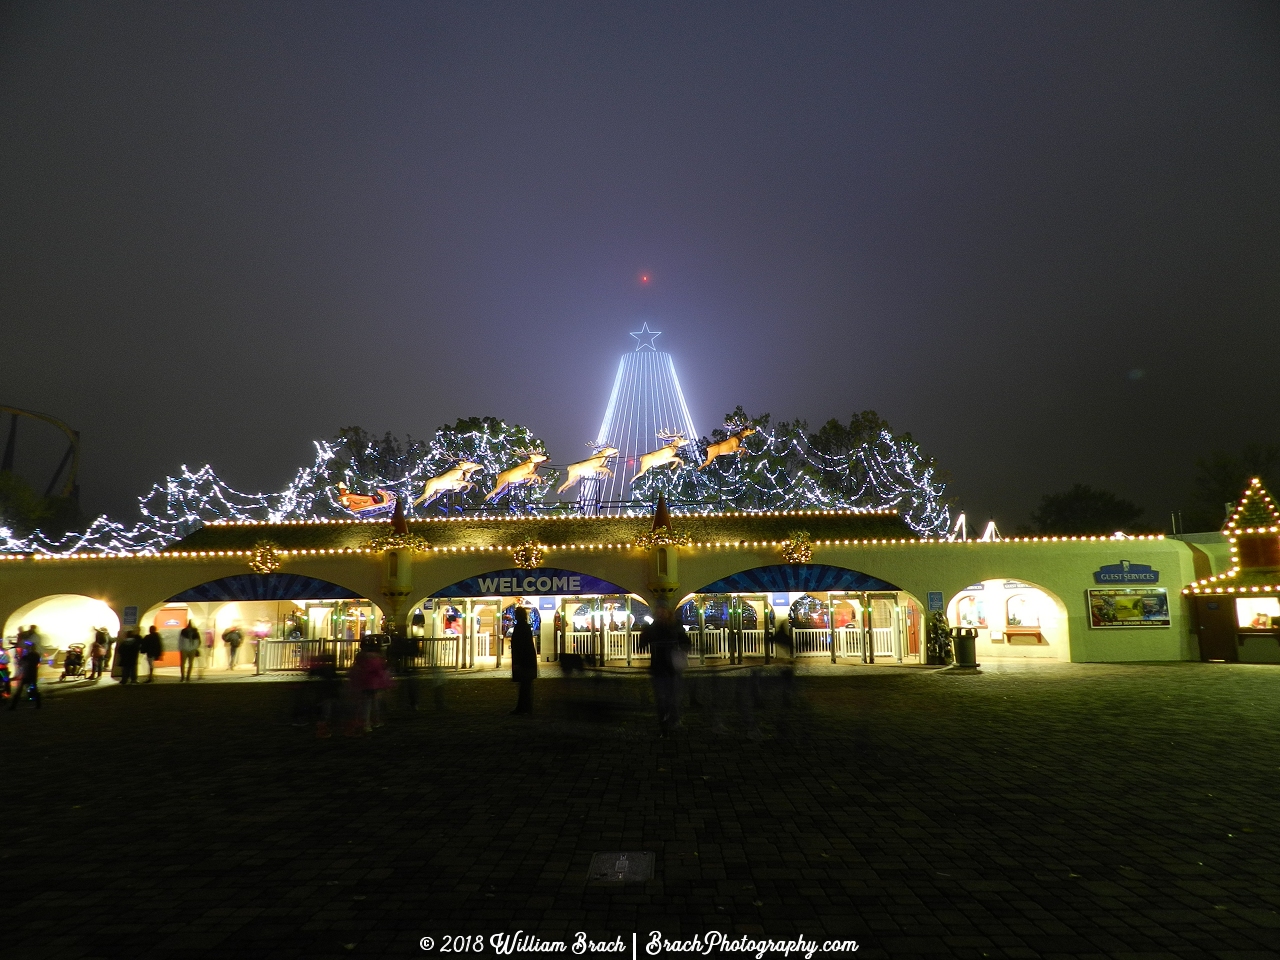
[950,627,979,668]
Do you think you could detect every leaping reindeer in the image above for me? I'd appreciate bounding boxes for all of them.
[413,461,483,507]
[699,426,757,469]
[630,432,688,483]
[484,452,549,502]
[557,445,619,495]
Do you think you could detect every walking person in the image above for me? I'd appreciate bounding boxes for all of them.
[116,629,141,684]
[0,642,11,700]
[141,626,163,682]
[89,629,108,680]
[643,607,689,737]
[222,625,244,670]
[508,606,537,715]
[8,642,41,710]
[347,639,393,734]
[178,622,201,682]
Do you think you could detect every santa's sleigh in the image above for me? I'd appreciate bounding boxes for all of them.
[336,485,398,518]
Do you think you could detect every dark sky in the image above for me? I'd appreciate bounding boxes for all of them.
[2,0,1278,530]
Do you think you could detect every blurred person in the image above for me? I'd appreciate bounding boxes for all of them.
[178,622,201,682]
[201,626,214,677]
[509,606,537,715]
[347,639,392,734]
[387,632,420,711]
[8,641,41,710]
[305,652,341,738]
[89,630,108,681]
[141,625,163,682]
[117,629,141,684]
[28,625,54,661]
[222,625,244,670]
[643,607,689,738]
[0,642,11,699]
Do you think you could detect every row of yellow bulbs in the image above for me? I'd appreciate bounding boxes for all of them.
[205,506,900,527]
[1184,584,1280,594]
[17,532,1167,561]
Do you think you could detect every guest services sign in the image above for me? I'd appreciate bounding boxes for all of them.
[1093,560,1159,584]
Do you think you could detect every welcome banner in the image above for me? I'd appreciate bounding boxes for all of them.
[430,568,632,598]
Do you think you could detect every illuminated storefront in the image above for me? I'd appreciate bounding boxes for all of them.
[1185,479,1280,664]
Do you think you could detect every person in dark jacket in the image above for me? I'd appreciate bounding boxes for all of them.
[508,606,538,715]
[116,629,142,684]
[141,626,163,682]
[7,642,41,710]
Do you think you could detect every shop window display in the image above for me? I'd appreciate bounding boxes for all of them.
[789,594,827,629]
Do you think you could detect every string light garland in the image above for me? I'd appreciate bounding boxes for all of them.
[632,528,691,549]
[365,532,432,554]
[1183,478,1280,596]
[627,419,951,536]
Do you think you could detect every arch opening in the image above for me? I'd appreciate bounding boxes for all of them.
[681,564,920,663]
[4,594,120,656]
[947,578,1069,660]
[162,574,382,673]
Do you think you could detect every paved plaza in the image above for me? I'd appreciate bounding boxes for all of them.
[4,662,1279,960]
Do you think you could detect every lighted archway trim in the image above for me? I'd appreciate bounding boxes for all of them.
[693,563,901,595]
[168,574,365,603]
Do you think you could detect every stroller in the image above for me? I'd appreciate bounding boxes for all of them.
[60,643,86,681]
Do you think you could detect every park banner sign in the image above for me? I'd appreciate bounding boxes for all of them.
[1093,561,1159,585]
[1087,587,1171,628]
[430,568,631,598]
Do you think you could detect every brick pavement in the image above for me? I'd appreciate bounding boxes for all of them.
[3,662,1279,960]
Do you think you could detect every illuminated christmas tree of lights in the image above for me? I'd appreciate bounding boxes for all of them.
[578,323,700,511]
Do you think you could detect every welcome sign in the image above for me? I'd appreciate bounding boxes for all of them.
[1093,561,1159,585]
[430,568,632,598]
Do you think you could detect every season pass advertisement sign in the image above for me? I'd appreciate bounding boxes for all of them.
[1087,587,1170,628]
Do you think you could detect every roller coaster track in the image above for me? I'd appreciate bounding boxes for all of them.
[0,406,80,500]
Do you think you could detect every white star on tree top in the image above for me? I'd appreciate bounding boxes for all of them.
[630,323,661,351]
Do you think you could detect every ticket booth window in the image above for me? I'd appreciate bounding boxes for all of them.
[955,595,986,629]
[1236,597,1280,629]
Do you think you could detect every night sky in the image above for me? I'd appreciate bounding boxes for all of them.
[3,1,1278,530]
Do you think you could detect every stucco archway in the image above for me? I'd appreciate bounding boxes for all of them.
[948,577,1069,660]
[4,594,120,652]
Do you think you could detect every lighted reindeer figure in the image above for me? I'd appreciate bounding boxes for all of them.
[556,445,619,495]
[699,426,757,469]
[484,452,549,502]
[413,461,483,507]
[630,432,688,483]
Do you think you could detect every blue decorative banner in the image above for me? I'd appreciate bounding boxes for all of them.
[168,573,366,602]
[1093,561,1159,585]
[431,568,633,598]
[693,564,900,595]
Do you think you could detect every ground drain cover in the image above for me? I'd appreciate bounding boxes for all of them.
[588,851,654,882]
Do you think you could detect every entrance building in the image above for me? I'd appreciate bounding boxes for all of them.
[0,494,1234,666]
[419,567,652,668]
